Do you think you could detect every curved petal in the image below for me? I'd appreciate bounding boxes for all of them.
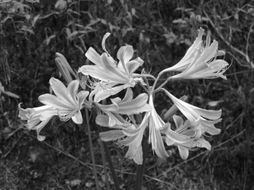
[49,78,76,105]
[85,47,103,67]
[149,125,168,159]
[100,130,125,141]
[79,65,128,84]
[125,57,144,74]
[94,83,132,102]
[177,146,189,160]
[39,94,71,109]
[117,45,134,72]
[118,93,151,115]
[122,88,133,102]
[165,127,192,144]
[164,28,204,72]
[102,32,111,53]
[71,111,83,124]
[173,115,184,128]
[96,114,110,127]
[117,45,134,63]
[67,80,80,101]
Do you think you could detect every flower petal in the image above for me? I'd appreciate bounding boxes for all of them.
[79,65,128,84]
[71,111,83,124]
[85,47,104,67]
[39,94,71,109]
[125,57,144,74]
[100,130,125,141]
[149,125,168,159]
[49,77,76,105]
[122,88,133,102]
[177,146,189,160]
[102,32,111,53]
[173,115,184,128]
[67,80,80,101]
[118,93,151,115]
[94,83,133,103]
[96,114,110,127]
[117,45,134,67]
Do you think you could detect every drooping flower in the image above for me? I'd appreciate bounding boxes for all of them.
[97,113,148,165]
[78,33,144,102]
[163,115,211,159]
[162,89,221,137]
[147,95,169,159]
[19,104,57,141]
[164,28,228,80]
[96,88,151,126]
[38,77,90,124]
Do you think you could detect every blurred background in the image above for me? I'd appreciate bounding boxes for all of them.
[0,0,254,189]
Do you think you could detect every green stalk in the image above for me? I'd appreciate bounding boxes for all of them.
[135,131,149,190]
[85,109,101,190]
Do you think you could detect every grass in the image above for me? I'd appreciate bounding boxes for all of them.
[0,0,254,189]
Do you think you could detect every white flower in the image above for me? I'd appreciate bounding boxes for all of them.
[78,33,144,102]
[164,28,228,80]
[19,104,57,141]
[163,89,221,136]
[38,77,89,124]
[96,88,151,126]
[163,115,211,160]
[147,95,169,159]
[97,113,148,165]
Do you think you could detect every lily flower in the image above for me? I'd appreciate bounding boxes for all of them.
[78,33,144,101]
[18,104,57,141]
[38,77,90,124]
[162,89,221,137]
[163,115,211,159]
[97,113,149,165]
[164,28,228,80]
[147,95,169,159]
[96,88,151,122]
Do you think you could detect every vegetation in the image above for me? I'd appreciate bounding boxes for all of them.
[0,0,253,189]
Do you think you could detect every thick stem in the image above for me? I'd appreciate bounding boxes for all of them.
[85,110,101,190]
[135,133,149,190]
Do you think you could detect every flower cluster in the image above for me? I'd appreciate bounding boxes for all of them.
[19,29,228,164]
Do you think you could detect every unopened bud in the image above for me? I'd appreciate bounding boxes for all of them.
[55,53,77,84]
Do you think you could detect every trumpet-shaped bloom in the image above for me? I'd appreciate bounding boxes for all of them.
[97,113,148,165]
[78,33,144,101]
[164,28,228,80]
[96,88,151,125]
[163,89,221,137]
[163,115,211,159]
[38,78,89,124]
[148,95,169,159]
[19,104,57,141]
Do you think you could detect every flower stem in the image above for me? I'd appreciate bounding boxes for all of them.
[102,141,120,190]
[85,109,101,190]
[135,132,149,190]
